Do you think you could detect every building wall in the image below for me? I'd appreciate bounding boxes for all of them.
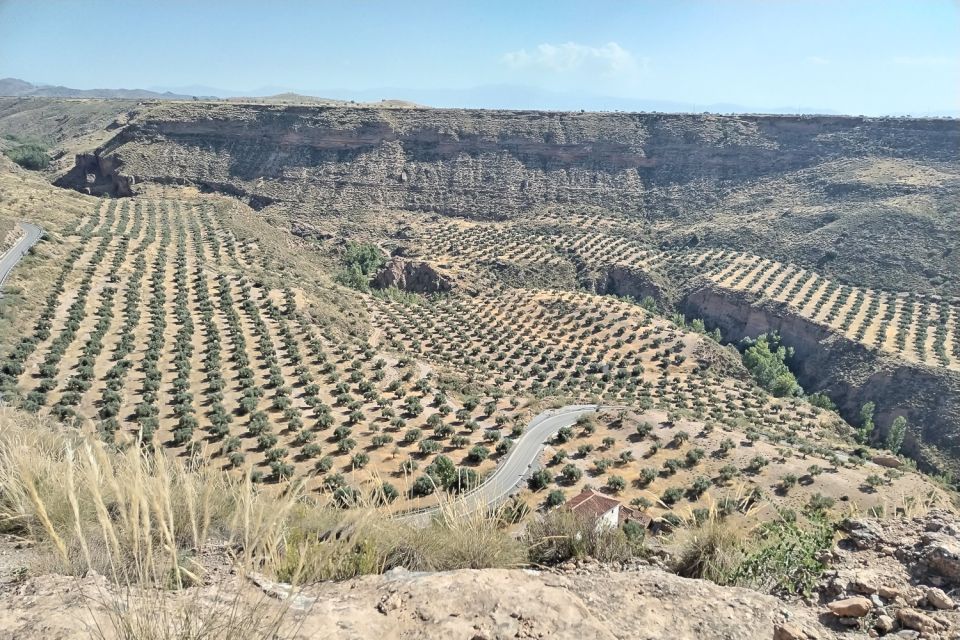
[596,505,620,531]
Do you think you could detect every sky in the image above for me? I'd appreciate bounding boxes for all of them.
[1,0,958,115]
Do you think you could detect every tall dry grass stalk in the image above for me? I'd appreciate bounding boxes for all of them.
[0,408,300,587]
[270,491,527,583]
[0,406,535,637]
[0,408,305,639]
[0,407,528,584]
[669,501,750,584]
[84,582,295,640]
[524,506,642,565]
[843,486,956,520]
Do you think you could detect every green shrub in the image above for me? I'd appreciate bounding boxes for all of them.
[545,489,565,508]
[335,242,386,291]
[4,143,50,170]
[560,463,582,484]
[528,469,553,491]
[740,332,801,397]
[661,486,683,505]
[673,511,833,597]
[467,444,490,463]
[807,393,835,411]
[730,517,833,596]
[806,493,835,513]
[606,475,626,492]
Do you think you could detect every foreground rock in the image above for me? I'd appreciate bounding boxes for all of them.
[5,510,960,639]
[0,565,837,640]
[827,597,872,617]
[816,510,960,638]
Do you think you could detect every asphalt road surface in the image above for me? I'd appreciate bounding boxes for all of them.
[400,404,599,525]
[0,222,42,292]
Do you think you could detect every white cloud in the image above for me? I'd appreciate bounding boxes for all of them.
[501,42,647,76]
[891,55,959,67]
[805,56,830,65]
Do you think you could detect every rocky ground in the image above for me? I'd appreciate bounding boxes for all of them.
[0,510,957,639]
[0,558,828,640]
[815,510,960,638]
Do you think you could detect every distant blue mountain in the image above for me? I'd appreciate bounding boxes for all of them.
[7,78,957,117]
[0,77,213,100]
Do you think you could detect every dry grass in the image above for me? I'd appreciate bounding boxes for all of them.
[0,405,529,637]
[843,487,958,520]
[667,495,838,596]
[86,584,293,640]
[0,405,526,583]
[524,507,642,565]
[273,500,527,583]
[0,406,302,638]
[0,406,291,586]
[669,506,750,584]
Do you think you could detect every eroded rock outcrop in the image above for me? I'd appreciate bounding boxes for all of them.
[583,263,677,307]
[817,510,960,637]
[373,258,453,293]
[54,151,133,197]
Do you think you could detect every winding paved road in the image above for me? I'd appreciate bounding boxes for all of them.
[400,404,599,525]
[0,222,42,292]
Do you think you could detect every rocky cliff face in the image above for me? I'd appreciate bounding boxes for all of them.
[581,263,677,307]
[57,102,960,219]
[682,283,960,475]
[54,151,134,196]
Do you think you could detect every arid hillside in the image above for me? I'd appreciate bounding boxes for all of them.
[54,102,956,216]
[44,101,960,297]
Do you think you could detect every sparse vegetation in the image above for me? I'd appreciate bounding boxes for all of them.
[672,508,834,596]
[0,408,527,586]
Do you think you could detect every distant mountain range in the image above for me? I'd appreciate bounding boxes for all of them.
[0,78,212,101]
[149,82,847,115]
[3,78,956,117]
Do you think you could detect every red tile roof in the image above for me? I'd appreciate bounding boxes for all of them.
[565,489,621,519]
[618,504,653,528]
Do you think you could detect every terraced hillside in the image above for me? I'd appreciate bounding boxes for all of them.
[388,212,960,473]
[408,216,960,370]
[0,99,957,514]
[0,174,944,519]
[693,251,960,370]
[0,195,514,503]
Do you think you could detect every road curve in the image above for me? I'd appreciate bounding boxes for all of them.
[399,404,599,525]
[0,222,43,292]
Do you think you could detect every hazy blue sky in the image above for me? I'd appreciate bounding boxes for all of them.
[1,0,958,115]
